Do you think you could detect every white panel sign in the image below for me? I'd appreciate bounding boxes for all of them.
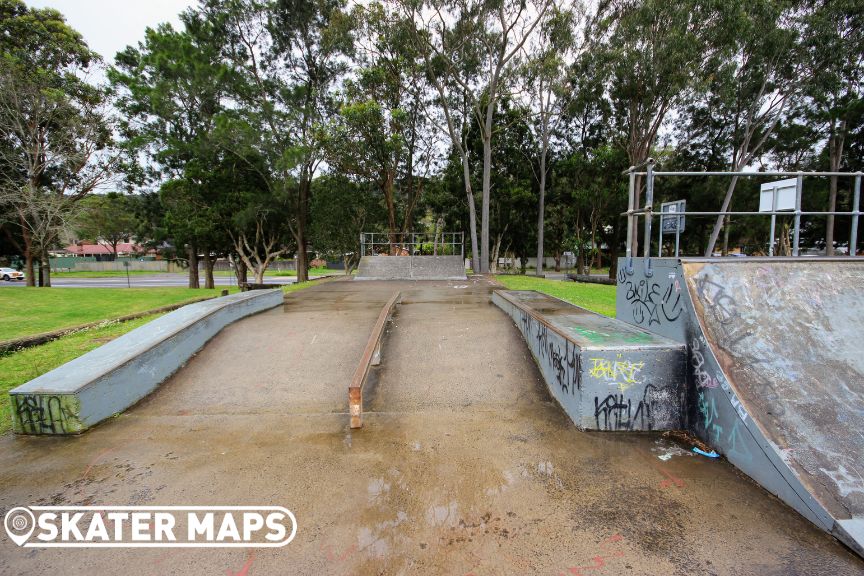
[759,178,797,212]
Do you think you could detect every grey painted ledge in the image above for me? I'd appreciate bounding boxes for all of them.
[9,289,284,435]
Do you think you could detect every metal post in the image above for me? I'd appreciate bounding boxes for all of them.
[643,159,655,271]
[793,173,802,256]
[361,233,365,257]
[674,227,680,258]
[769,214,776,257]
[851,174,861,257]
[768,185,778,256]
[626,170,635,258]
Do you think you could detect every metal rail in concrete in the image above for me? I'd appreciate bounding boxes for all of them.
[349,290,401,428]
[9,289,283,435]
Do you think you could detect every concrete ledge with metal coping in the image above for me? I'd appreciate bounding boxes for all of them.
[8,289,284,435]
[493,289,685,431]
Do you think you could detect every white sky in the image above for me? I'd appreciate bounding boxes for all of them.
[27,0,197,63]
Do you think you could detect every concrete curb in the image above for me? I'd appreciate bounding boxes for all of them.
[8,289,284,435]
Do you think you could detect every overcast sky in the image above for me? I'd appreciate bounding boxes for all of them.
[28,0,197,63]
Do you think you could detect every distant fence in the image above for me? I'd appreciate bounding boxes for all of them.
[50,258,300,273]
[50,260,174,272]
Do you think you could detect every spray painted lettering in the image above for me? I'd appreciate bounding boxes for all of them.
[588,357,645,392]
[13,394,79,434]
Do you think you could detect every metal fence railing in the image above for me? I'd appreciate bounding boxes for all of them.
[622,159,862,274]
[360,232,464,258]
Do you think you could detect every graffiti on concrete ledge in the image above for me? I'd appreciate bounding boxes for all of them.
[621,277,683,327]
[588,356,645,392]
[594,384,674,431]
[13,394,79,434]
[519,308,581,394]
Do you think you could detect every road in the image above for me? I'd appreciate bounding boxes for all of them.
[0,273,332,288]
[0,277,861,575]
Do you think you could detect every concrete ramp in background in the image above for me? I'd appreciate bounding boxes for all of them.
[616,258,864,557]
[355,255,466,280]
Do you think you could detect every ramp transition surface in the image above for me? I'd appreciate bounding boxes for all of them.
[355,255,467,280]
[686,260,864,554]
[616,257,864,557]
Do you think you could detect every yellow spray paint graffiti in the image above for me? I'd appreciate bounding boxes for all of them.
[588,356,645,392]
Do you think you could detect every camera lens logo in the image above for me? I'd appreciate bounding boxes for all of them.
[4,507,35,546]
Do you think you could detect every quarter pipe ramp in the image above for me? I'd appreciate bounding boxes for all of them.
[616,258,864,556]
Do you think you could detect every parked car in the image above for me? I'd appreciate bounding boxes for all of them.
[0,267,25,281]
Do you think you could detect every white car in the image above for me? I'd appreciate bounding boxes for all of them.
[0,267,25,281]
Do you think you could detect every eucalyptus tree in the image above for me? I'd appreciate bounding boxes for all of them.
[520,2,580,275]
[207,0,354,282]
[591,0,737,255]
[0,0,114,286]
[701,0,810,256]
[325,1,439,250]
[401,0,552,273]
[800,0,863,255]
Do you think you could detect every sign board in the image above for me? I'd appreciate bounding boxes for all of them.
[660,200,686,234]
[759,178,797,212]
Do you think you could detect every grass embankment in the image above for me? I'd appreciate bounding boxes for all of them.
[494,274,617,317]
[0,314,161,435]
[0,288,234,342]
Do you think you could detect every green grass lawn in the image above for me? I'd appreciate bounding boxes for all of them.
[0,288,233,342]
[494,275,617,317]
[0,313,161,434]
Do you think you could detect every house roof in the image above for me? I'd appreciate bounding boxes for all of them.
[60,242,146,255]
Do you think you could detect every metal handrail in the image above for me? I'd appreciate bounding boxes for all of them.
[623,160,862,267]
[360,232,465,259]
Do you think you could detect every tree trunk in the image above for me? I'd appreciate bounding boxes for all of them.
[40,248,51,287]
[721,216,731,256]
[462,159,480,273]
[21,219,35,287]
[296,175,310,282]
[826,120,845,256]
[609,221,621,280]
[535,149,547,277]
[705,175,740,256]
[255,266,265,284]
[480,133,492,273]
[188,245,200,288]
[490,233,503,274]
[232,256,248,286]
[826,175,837,256]
[630,173,643,256]
[202,251,215,289]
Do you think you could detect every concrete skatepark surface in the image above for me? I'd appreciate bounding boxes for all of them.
[1,277,862,574]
